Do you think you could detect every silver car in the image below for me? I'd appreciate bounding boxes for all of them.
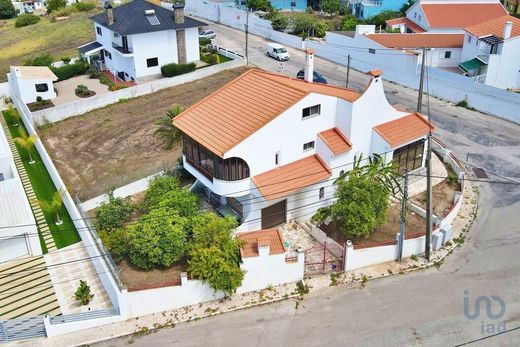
[199,29,216,39]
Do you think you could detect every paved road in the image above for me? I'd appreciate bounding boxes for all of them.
[98,24,520,346]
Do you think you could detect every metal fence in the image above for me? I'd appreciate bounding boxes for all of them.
[49,307,120,325]
[0,316,46,343]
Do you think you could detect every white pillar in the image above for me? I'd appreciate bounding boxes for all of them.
[304,49,315,83]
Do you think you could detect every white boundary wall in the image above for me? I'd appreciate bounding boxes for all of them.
[0,82,9,98]
[23,58,245,126]
[185,0,520,124]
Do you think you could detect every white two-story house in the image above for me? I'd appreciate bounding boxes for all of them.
[459,16,520,89]
[79,0,206,82]
[173,67,434,232]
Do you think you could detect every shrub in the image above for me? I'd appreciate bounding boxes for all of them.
[199,37,211,46]
[160,62,196,77]
[74,280,94,305]
[289,12,316,36]
[0,0,16,19]
[271,15,289,31]
[128,209,188,270]
[87,68,100,79]
[23,53,53,67]
[145,175,181,207]
[207,54,220,65]
[315,20,329,38]
[321,0,340,16]
[36,96,43,102]
[75,84,89,95]
[95,195,133,232]
[99,74,115,87]
[155,189,199,218]
[245,0,271,11]
[73,1,96,12]
[341,15,359,31]
[47,0,66,12]
[15,14,40,27]
[50,60,89,81]
[61,56,71,64]
[100,228,129,262]
[366,10,401,27]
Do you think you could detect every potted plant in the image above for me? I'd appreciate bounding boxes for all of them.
[74,280,94,306]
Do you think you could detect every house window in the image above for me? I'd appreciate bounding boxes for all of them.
[104,50,112,60]
[275,151,280,165]
[35,83,48,92]
[302,104,321,119]
[414,12,417,18]
[391,139,425,174]
[319,187,324,200]
[339,170,344,177]
[146,57,159,67]
[368,48,376,54]
[303,141,315,151]
[444,51,452,59]
[96,26,102,36]
[467,35,472,44]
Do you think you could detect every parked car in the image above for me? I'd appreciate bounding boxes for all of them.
[296,69,328,84]
[199,29,216,39]
[266,43,290,61]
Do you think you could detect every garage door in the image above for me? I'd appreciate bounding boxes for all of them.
[0,236,29,262]
[261,200,287,229]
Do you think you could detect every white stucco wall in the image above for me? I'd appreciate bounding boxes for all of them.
[484,37,520,89]
[428,48,462,68]
[9,74,56,104]
[185,27,201,63]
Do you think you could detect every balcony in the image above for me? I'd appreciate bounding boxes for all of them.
[362,0,383,6]
[111,42,133,56]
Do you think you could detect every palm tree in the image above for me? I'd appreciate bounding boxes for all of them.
[154,105,184,149]
[40,190,64,225]
[6,105,20,127]
[74,280,94,306]
[14,134,37,164]
[348,153,402,195]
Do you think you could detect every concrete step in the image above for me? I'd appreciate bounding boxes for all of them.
[0,280,54,308]
[0,263,48,291]
[0,288,58,319]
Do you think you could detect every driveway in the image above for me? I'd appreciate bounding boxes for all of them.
[95,23,520,346]
[52,75,110,106]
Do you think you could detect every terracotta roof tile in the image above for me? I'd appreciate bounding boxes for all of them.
[421,3,507,29]
[465,15,520,39]
[252,155,331,201]
[238,229,286,258]
[374,113,434,148]
[385,17,426,33]
[173,69,360,157]
[318,128,352,155]
[366,34,464,48]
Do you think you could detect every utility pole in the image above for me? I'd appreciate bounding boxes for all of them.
[417,47,432,260]
[346,54,351,88]
[397,170,408,262]
[245,9,249,65]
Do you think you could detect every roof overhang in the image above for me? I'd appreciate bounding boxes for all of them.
[459,57,487,73]
[78,41,103,55]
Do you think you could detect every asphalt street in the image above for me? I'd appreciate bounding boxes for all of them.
[97,23,520,346]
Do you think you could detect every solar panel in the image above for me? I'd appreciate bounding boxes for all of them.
[146,15,160,26]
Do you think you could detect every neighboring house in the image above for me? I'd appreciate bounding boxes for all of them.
[173,66,433,232]
[0,125,41,262]
[460,15,520,89]
[349,0,409,20]
[79,0,206,82]
[237,229,304,293]
[8,66,57,104]
[386,0,508,33]
[503,0,519,14]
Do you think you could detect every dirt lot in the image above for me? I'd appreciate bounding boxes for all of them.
[320,203,426,245]
[40,67,250,200]
[411,180,460,217]
[119,259,187,290]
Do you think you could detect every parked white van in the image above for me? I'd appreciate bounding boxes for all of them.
[266,43,290,61]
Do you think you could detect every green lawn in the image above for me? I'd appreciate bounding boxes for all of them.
[2,110,81,249]
[0,10,98,82]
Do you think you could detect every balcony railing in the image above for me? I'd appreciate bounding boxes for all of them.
[362,0,383,6]
[112,42,133,54]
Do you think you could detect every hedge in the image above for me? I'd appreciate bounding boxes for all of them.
[15,14,40,27]
[50,60,90,81]
[161,62,197,77]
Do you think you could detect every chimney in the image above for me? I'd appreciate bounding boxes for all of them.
[503,21,513,40]
[304,49,315,83]
[173,3,185,24]
[257,237,270,257]
[105,2,114,26]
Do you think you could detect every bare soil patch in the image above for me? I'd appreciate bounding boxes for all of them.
[39,67,250,200]
[27,100,54,111]
[319,204,425,245]
[119,258,187,290]
[411,180,460,217]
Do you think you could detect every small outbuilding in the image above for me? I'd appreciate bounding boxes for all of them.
[9,66,58,104]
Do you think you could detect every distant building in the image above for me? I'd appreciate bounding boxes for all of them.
[350,0,409,20]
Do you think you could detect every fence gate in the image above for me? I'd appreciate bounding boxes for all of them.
[0,316,46,343]
[304,241,344,276]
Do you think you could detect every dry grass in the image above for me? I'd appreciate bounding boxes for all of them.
[39,67,250,200]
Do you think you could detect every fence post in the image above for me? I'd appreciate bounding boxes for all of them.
[322,241,327,273]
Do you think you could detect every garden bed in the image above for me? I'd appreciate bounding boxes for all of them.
[120,258,187,290]
[27,100,55,111]
[75,90,96,98]
[411,179,460,217]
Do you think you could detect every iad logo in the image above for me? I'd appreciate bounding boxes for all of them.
[463,290,506,334]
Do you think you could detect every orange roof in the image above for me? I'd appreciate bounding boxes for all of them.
[238,229,286,258]
[465,15,520,39]
[173,69,360,157]
[252,155,331,201]
[318,128,352,155]
[373,113,434,148]
[421,3,507,29]
[386,17,426,33]
[366,33,464,48]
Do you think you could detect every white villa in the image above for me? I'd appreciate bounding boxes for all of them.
[173,60,434,232]
[0,123,41,262]
[79,0,206,82]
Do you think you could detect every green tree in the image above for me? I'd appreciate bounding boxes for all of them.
[100,228,129,262]
[74,280,94,305]
[188,213,244,296]
[400,0,414,15]
[321,0,340,16]
[290,12,317,36]
[245,0,271,11]
[155,189,199,218]
[40,190,64,225]
[47,0,66,12]
[128,209,188,270]
[95,194,133,232]
[367,10,402,27]
[341,15,359,31]
[155,104,184,149]
[144,175,181,207]
[271,14,289,31]
[14,133,37,164]
[315,20,329,38]
[23,53,54,67]
[0,0,16,19]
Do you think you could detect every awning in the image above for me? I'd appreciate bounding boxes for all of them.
[78,41,103,55]
[459,58,486,73]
